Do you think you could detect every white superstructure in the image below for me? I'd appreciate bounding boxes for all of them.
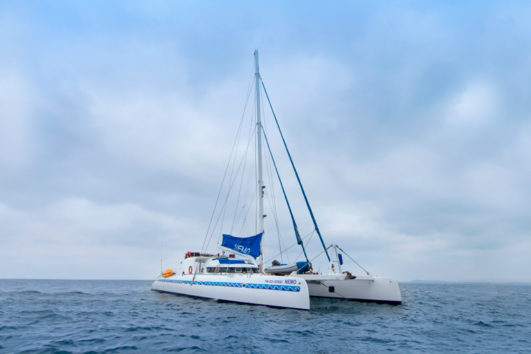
[152,253,310,310]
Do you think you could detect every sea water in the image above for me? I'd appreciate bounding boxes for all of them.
[1,280,530,352]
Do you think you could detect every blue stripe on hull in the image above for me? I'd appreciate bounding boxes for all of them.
[158,278,300,292]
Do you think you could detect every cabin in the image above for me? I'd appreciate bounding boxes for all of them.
[179,252,259,275]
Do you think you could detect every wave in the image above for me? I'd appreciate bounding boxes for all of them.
[1,282,530,352]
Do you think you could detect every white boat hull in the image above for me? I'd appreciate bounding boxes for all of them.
[299,274,402,305]
[151,273,310,310]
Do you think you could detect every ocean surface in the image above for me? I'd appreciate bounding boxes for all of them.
[0,280,530,353]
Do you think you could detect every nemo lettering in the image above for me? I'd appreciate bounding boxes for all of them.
[236,245,251,254]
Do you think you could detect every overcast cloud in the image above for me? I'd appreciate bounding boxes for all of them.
[1,1,530,281]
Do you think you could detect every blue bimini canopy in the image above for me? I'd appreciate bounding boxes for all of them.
[214,258,247,265]
[221,233,262,258]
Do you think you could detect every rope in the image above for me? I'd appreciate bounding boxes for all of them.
[264,230,315,265]
[295,228,317,261]
[336,245,371,275]
[263,140,285,263]
[229,116,255,233]
[261,79,331,262]
[236,121,259,236]
[201,74,253,252]
[310,244,332,263]
[205,120,254,250]
[263,128,310,263]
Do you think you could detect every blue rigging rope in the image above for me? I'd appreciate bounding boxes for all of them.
[262,129,310,264]
[261,80,331,262]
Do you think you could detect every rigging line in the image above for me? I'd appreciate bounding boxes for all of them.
[336,245,371,275]
[206,145,242,248]
[264,230,315,264]
[261,79,331,262]
[238,172,257,235]
[268,161,284,261]
[205,86,256,251]
[263,140,284,263]
[262,129,310,264]
[206,114,255,250]
[267,195,284,262]
[235,118,257,236]
[201,73,254,252]
[229,160,249,234]
[263,124,289,262]
[237,124,260,237]
[310,244,333,263]
[295,227,318,261]
[208,91,252,249]
[261,91,288,261]
[238,191,255,235]
[229,114,256,233]
[201,133,238,252]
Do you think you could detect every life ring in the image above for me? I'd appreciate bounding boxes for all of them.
[188,265,193,274]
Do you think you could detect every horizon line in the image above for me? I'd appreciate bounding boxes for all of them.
[1,278,530,285]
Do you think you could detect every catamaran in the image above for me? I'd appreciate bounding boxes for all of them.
[151,51,310,310]
[151,50,401,308]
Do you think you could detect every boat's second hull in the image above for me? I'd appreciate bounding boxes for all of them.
[300,274,402,305]
[151,273,310,310]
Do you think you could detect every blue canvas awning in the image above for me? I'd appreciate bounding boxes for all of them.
[214,258,247,264]
[221,233,262,258]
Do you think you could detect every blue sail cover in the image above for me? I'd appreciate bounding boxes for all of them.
[221,233,263,258]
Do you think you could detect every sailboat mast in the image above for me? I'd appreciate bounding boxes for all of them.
[254,50,265,253]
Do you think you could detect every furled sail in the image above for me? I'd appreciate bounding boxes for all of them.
[221,233,262,258]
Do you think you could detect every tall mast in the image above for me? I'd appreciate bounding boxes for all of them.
[254,50,265,256]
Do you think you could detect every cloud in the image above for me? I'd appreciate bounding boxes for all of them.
[0,197,195,279]
[1,1,531,281]
[444,81,499,126]
[0,72,33,168]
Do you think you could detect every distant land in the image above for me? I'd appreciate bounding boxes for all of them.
[406,280,531,285]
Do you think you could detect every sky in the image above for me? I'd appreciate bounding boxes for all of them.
[1,1,530,281]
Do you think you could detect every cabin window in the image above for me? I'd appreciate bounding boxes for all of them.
[207,267,215,273]
[234,268,242,273]
[238,267,258,273]
[228,268,235,273]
